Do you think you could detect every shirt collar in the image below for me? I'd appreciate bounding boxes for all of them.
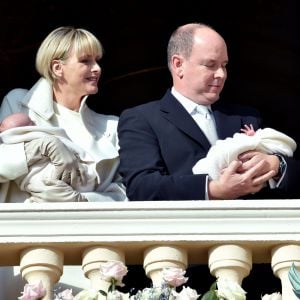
[171,87,211,115]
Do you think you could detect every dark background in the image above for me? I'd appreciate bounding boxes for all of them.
[0,0,299,158]
[0,2,297,296]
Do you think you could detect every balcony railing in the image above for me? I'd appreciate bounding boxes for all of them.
[1,200,300,299]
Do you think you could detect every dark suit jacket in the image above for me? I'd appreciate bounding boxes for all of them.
[118,90,299,200]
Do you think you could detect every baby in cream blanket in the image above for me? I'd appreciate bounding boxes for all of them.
[0,113,108,202]
[192,124,297,180]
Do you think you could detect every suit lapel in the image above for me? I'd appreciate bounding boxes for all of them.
[160,92,211,150]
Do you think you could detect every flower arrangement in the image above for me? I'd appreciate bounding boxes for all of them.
[130,267,198,300]
[200,279,246,300]
[18,261,250,300]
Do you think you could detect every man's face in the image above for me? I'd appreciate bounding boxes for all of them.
[174,28,228,105]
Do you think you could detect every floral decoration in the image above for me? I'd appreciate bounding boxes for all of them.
[200,278,246,300]
[54,289,74,300]
[18,280,46,300]
[129,266,198,300]
[260,292,282,300]
[161,267,188,287]
[18,261,251,300]
[99,260,128,288]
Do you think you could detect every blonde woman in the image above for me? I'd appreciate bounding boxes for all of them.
[0,26,127,202]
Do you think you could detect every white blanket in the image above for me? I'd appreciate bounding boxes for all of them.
[0,125,92,161]
[0,126,98,192]
[192,128,297,180]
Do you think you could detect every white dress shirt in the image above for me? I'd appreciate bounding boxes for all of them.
[171,87,218,145]
[171,87,215,199]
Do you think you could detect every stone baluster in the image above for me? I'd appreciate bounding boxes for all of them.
[208,244,252,285]
[82,246,125,294]
[143,245,188,286]
[272,244,300,300]
[20,247,64,300]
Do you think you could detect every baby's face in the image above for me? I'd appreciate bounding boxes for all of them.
[15,114,36,127]
[0,114,36,132]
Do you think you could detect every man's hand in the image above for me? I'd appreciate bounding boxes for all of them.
[24,136,87,187]
[238,150,280,178]
[208,157,276,200]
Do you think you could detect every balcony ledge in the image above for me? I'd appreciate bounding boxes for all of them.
[1,199,300,265]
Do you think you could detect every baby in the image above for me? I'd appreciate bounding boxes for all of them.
[192,124,297,180]
[0,112,101,202]
[0,112,35,132]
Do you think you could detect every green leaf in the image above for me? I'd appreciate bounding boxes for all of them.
[201,290,218,300]
[99,290,107,296]
[209,282,217,291]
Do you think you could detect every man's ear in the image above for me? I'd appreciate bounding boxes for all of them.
[52,59,63,77]
[172,55,184,78]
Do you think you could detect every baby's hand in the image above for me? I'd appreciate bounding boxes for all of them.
[240,124,255,136]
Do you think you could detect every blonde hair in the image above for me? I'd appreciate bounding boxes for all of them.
[36,26,103,82]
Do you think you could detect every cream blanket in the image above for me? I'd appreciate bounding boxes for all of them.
[0,126,98,193]
[192,128,297,180]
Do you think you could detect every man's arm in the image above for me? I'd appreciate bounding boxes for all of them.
[118,106,277,201]
[118,108,207,200]
[279,156,300,198]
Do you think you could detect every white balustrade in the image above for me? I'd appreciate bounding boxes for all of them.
[20,247,63,300]
[0,200,300,299]
[208,244,252,285]
[144,245,187,286]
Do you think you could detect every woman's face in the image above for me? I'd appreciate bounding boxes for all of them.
[60,48,101,98]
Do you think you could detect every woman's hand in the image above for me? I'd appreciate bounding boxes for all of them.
[24,136,87,187]
[27,179,88,202]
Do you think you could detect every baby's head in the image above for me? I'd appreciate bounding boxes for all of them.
[0,113,35,133]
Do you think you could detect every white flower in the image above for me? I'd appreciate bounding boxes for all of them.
[54,289,74,300]
[162,267,188,287]
[73,289,100,300]
[131,286,174,300]
[99,261,128,286]
[107,290,130,300]
[261,292,282,300]
[172,286,200,300]
[216,278,246,300]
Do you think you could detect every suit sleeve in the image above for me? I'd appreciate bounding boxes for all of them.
[276,156,300,198]
[117,108,207,200]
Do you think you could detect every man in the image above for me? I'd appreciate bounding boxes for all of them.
[117,23,299,200]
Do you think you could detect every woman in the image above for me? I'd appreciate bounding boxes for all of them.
[0,26,127,202]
